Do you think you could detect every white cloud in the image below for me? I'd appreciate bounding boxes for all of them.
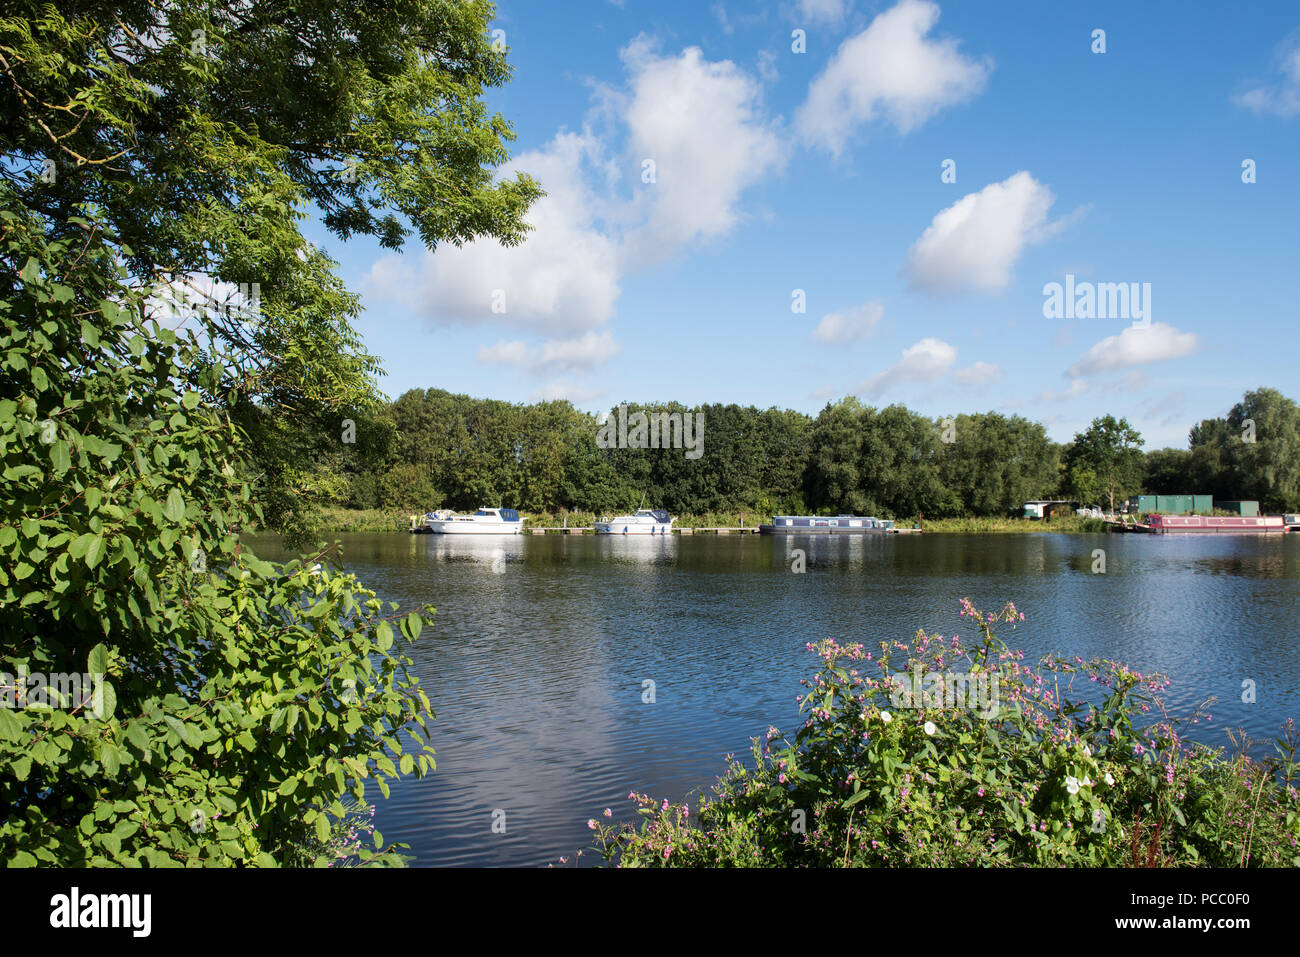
[857,336,956,397]
[757,50,779,83]
[712,3,734,35]
[796,0,990,154]
[797,0,850,26]
[903,171,1055,295]
[364,131,621,333]
[952,360,1002,385]
[1033,379,1091,403]
[620,37,788,260]
[811,301,884,344]
[1235,37,1300,117]
[476,339,530,365]
[366,41,786,339]
[1067,323,1200,378]
[478,330,620,374]
[1143,390,1189,428]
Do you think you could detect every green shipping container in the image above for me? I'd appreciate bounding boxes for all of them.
[1157,494,1193,514]
[1193,495,1213,514]
[1137,495,1157,513]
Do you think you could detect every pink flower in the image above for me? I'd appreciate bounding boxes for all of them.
[587,819,597,830]
[663,845,673,860]
[603,808,612,817]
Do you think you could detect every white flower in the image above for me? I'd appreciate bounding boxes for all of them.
[1081,776,1093,788]
[880,711,893,724]
[1083,745,1091,756]
[924,721,937,736]
[1104,772,1115,786]
[1065,775,1080,795]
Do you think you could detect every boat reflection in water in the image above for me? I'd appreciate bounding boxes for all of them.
[590,531,677,567]
[420,534,525,573]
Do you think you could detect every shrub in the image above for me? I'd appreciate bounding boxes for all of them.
[0,204,435,865]
[592,599,1300,867]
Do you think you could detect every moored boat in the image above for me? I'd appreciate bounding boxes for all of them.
[424,507,524,535]
[1148,514,1285,534]
[759,515,899,534]
[593,508,673,535]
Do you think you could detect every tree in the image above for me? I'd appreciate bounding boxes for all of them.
[1186,418,1235,500]
[806,399,867,513]
[1,204,434,865]
[1,0,545,867]
[1,0,542,543]
[1063,416,1144,514]
[1142,448,1193,494]
[938,412,1059,515]
[1226,388,1300,511]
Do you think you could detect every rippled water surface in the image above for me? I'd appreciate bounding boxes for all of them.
[250,531,1300,866]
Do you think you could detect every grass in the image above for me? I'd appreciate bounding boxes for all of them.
[313,507,413,533]
[919,515,1111,534]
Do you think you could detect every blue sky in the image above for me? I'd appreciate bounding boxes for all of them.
[310,0,1299,450]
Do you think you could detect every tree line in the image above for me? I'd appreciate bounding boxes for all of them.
[313,386,1300,518]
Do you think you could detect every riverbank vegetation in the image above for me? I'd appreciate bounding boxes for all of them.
[588,600,1300,867]
[916,516,1109,534]
[308,388,1300,526]
[1,0,539,865]
[302,509,1112,535]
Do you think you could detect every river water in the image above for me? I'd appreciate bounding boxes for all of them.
[250,531,1300,866]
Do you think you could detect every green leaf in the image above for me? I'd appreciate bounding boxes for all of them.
[96,681,117,720]
[69,532,93,560]
[126,721,150,752]
[98,742,121,776]
[88,643,108,675]
[315,813,331,843]
[277,777,299,796]
[84,534,104,569]
[0,708,21,741]
[50,440,70,474]
[163,488,186,523]
[842,788,872,809]
[376,620,394,652]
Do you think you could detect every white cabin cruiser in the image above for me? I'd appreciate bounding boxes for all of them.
[594,508,673,535]
[426,507,524,535]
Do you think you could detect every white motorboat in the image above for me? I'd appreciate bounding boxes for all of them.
[593,508,673,535]
[425,507,524,535]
